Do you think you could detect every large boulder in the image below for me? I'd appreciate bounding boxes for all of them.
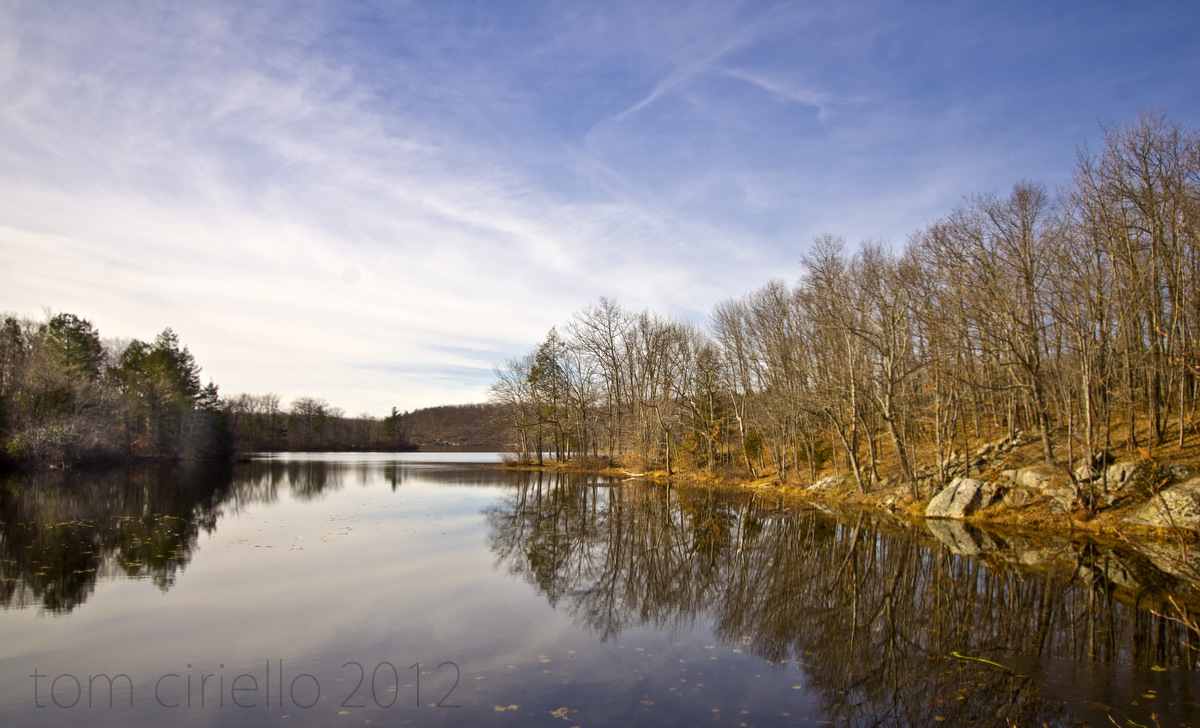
[1126,478,1200,532]
[981,465,1072,510]
[1104,460,1150,491]
[925,477,999,519]
[1000,486,1036,509]
[1014,464,1064,490]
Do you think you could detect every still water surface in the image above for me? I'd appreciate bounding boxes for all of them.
[1,454,1198,726]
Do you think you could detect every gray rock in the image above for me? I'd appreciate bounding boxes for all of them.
[925,477,990,519]
[1104,460,1148,490]
[1044,486,1078,512]
[1015,464,1065,491]
[981,481,1005,510]
[1001,486,1036,508]
[1127,478,1200,531]
[809,475,844,491]
[1166,464,1196,484]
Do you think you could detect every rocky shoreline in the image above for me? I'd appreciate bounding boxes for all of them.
[501,453,1200,615]
[503,431,1200,554]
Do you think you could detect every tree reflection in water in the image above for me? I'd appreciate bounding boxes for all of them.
[0,460,544,615]
[0,460,357,614]
[3,462,1199,724]
[486,470,1200,725]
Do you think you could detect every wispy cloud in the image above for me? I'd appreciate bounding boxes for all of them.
[720,67,833,119]
[2,0,1197,414]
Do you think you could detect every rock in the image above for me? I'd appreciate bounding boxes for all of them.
[1001,486,1036,508]
[925,477,992,519]
[1166,464,1196,484]
[1104,460,1148,490]
[1073,450,1115,481]
[809,475,844,491]
[1043,486,1078,512]
[1014,464,1066,491]
[1126,478,1200,532]
[981,481,1005,509]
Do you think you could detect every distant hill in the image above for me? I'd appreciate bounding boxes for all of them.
[396,403,511,451]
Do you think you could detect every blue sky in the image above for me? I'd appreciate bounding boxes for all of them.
[2,1,1198,415]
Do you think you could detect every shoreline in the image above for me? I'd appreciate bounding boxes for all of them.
[497,458,1200,549]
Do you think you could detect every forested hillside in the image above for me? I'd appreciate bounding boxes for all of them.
[394,403,510,451]
[491,114,1200,515]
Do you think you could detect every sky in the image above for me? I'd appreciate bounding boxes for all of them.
[2,1,1198,416]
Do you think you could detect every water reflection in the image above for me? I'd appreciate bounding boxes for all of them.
[486,471,1200,725]
[0,460,586,614]
[0,460,367,613]
[2,462,1199,725]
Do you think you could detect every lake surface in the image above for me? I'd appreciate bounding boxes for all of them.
[1,454,1198,726]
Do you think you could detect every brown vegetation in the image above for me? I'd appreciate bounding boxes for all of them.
[491,114,1200,535]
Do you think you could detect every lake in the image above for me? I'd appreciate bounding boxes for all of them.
[1,454,1198,726]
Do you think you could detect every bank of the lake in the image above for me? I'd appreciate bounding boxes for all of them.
[500,430,1200,554]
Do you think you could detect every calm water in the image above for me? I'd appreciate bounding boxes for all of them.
[1,455,1198,727]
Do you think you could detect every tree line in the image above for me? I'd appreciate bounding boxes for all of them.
[0,313,417,467]
[0,313,227,467]
[222,396,414,453]
[491,114,1200,508]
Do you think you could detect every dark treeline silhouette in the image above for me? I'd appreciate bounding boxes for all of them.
[223,395,415,453]
[224,400,507,453]
[492,116,1200,503]
[486,472,1200,726]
